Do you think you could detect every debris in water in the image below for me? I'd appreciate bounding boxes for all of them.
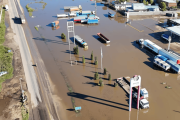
[161,82,166,84]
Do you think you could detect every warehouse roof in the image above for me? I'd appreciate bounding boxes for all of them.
[162,0,176,3]
[133,3,146,10]
[170,19,180,24]
[166,26,180,36]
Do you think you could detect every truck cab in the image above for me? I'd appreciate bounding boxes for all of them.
[132,92,149,109]
[140,88,148,99]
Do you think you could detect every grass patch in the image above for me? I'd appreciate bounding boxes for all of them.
[25,4,34,12]
[21,103,29,120]
[34,26,38,31]
[0,9,13,92]
[0,9,6,44]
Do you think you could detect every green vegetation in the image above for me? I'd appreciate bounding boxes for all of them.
[94,60,98,65]
[0,9,13,91]
[82,55,85,63]
[160,2,166,11]
[108,74,111,81]
[146,1,149,5]
[98,78,104,86]
[25,4,34,12]
[0,9,6,44]
[149,0,153,4]
[34,26,38,31]
[94,72,99,80]
[143,0,146,5]
[119,0,126,2]
[94,56,98,65]
[42,3,47,9]
[104,68,107,75]
[73,46,79,55]
[114,83,118,87]
[21,103,29,120]
[91,51,94,61]
[61,33,66,39]
[165,86,172,89]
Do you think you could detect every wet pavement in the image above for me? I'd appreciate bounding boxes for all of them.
[20,0,180,120]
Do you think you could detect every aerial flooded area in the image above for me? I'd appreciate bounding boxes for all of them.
[20,0,180,120]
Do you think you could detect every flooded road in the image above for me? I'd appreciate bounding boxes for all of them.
[20,0,180,120]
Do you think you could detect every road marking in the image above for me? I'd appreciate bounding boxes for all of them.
[127,24,144,32]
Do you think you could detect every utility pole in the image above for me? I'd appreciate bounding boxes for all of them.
[167,32,172,51]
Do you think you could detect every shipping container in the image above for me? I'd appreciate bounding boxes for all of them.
[57,14,68,18]
[74,16,87,21]
[143,39,162,54]
[74,35,88,48]
[159,49,180,64]
[153,58,170,71]
[81,19,87,23]
[154,55,168,61]
[70,7,79,11]
[64,6,78,9]
[87,19,98,24]
[166,60,180,74]
[80,11,92,15]
[97,33,110,43]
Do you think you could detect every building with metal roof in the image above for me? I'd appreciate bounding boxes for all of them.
[126,3,159,12]
[166,26,180,36]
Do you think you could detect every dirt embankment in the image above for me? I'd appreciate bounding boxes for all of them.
[0,1,30,120]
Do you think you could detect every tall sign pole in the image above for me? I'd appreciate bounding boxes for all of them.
[129,75,141,111]
[101,47,103,70]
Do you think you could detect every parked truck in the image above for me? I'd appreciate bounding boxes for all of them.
[137,39,162,54]
[132,92,149,109]
[5,5,8,11]
[19,14,25,24]
[74,35,88,49]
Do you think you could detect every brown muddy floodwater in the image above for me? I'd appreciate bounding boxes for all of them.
[20,0,180,120]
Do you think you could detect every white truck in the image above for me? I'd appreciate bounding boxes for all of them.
[132,92,149,109]
[5,5,8,11]
[140,88,148,99]
[19,14,25,24]
[136,39,162,54]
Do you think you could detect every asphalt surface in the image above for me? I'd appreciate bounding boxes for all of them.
[8,0,60,120]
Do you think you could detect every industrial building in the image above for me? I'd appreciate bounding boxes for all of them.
[126,3,159,12]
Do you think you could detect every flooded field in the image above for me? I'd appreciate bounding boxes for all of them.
[20,0,180,120]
